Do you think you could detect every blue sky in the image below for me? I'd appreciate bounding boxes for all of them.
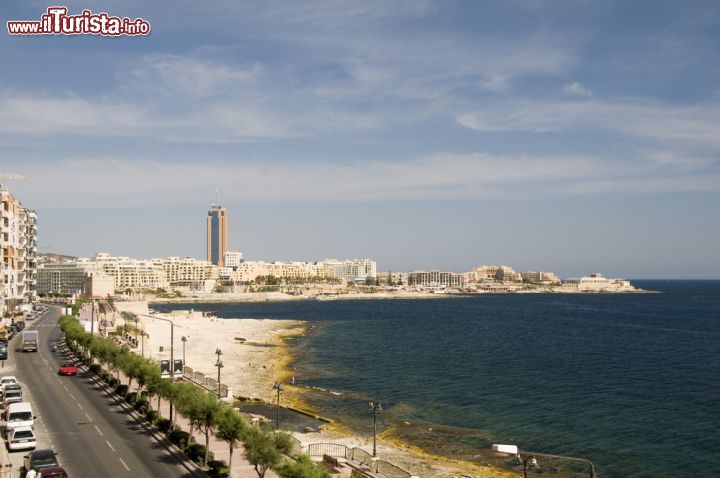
[2,1,719,278]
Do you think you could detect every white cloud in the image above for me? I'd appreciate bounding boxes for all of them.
[457,98,720,148]
[10,150,718,212]
[564,82,592,97]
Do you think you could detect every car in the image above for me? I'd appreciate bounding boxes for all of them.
[0,347,7,360]
[7,426,36,451]
[0,376,18,393]
[26,314,35,321]
[31,466,68,478]
[58,363,77,376]
[1,383,22,399]
[3,389,23,409]
[23,449,60,476]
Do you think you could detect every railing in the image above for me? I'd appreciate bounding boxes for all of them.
[351,447,375,468]
[308,443,348,458]
[376,459,412,478]
[287,436,303,458]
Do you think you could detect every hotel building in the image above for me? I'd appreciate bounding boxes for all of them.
[207,204,228,268]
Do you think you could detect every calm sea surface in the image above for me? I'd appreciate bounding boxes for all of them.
[154,281,720,477]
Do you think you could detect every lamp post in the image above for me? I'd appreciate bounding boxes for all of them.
[273,381,283,430]
[491,444,596,478]
[369,401,382,457]
[181,336,187,366]
[139,314,175,424]
[134,316,138,340]
[215,348,223,398]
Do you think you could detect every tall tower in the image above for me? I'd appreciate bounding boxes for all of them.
[207,198,228,268]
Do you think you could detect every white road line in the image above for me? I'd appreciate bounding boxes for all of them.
[63,384,69,391]
[76,402,84,411]
[106,440,115,452]
[69,393,75,400]
[119,457,130,471]
[85,412,92,421]
[94,424,104,436]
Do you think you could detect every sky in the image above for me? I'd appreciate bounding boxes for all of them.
[1,0,719,278]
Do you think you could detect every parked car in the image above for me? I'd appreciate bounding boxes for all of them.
[14,321,26,332]
[7,426,36,451]
[0,347,7,360]
[30,466,67,478]
[3,389,23,409]
[0,376,18,393]
[1,383,22,399]
[23,449,60,477]
[58,363,77,376]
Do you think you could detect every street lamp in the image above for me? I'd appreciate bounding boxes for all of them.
[369,401,382,457]
[134,316,139,340]
[181,336,187,366]
[139,314,175,424]
[273,381,283,430]
[491,444,596,478]
[215,357,224,398]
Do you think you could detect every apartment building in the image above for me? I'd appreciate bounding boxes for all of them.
[93,253,169,290]
[153,256,219,287]
[408,270,466,288]
[37,259,101,295]
[0,187,37,315]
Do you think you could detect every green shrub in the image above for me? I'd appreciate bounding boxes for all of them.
[168,429,190,449]
[134,399,149,414]
[107,376,119,388]
[89,364,102,375]
[157,417,172,434]
[116,384,128,396]
[186,443,214,465]
[145,409,159,424]
[125,392,138,404]
[207,460,229,478]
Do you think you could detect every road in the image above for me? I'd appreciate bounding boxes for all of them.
[4,305,200,478]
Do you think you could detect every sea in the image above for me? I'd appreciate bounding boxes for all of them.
[153,280,720,478]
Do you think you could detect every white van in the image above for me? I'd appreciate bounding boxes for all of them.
[5,401,34,431]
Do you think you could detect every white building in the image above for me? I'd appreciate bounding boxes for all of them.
[0,187,38,315]
[408,270,466,288]
[37,260,101,295]
[223,251,243,268]
[153,257,218,287]
[562,273,635,291]
[93,253,169,291]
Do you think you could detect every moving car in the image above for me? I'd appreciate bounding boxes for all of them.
[7,426,36,451]
[58,363,77,376]
[23,449,60,477]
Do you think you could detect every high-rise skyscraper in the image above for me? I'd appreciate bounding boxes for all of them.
[207,203,228,267]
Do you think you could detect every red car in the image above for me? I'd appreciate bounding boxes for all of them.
[58,363,77,376]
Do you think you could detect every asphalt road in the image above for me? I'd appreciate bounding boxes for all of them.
[4,305,199,478]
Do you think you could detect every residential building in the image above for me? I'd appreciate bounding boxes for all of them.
[0,187,37,315]
[562,273,635,291]
[153,256,218,288]
[37,259,101,295]
[408,270,466,288]
[223,251,243,268]
[207,204,228,267]
[93,253,169,290]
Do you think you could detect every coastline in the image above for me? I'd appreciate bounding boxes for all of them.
[116,300,513,477]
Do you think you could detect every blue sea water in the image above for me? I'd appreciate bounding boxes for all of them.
[154,281,720,477]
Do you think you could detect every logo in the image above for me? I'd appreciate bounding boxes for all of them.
[8,6,151,36]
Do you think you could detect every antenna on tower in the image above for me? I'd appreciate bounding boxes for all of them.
[216,189,220,206]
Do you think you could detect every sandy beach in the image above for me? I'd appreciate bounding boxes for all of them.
[114,301,512,478]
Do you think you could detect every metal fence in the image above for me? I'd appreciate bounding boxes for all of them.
[350,447,375,468]
[288,436,303,458]
[308,443,349,458]
[376,459,412,478]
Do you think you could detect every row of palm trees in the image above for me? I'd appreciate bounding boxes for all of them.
[58,314,330,478]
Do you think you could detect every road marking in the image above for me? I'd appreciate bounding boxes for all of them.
[106,440,115,452]
[94,424,104,436]
[76,402,84,411]
[85,412,92,421]
[63,384,69,391]
[119,457,130,471]
[69,393,75,400]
